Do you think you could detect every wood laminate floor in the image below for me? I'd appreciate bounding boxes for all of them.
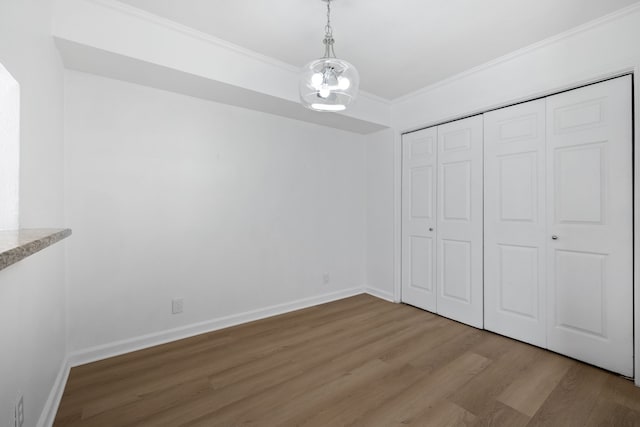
[54,294,640,426]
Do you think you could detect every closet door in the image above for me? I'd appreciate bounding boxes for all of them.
[484,99,547,347]
[546,76,633,376]
[436,115,484,328]
[401,127,437,311]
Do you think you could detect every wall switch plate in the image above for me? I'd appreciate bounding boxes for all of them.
[172,298,184,314]
[323,273,330,284]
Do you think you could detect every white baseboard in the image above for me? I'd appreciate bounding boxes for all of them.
[364,286,396,302]
[40,286,394,425]
[67,287,364,368]
[37,357,70,427]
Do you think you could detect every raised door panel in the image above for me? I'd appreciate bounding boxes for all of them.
[442,161,471,221]
[498,244,539,319]
[441,239,471,303]
[409,236,434,292]
[484,99,546,347]
[555,144,604,224]
[436,115,483,328]
[410,166,434,219]
[546,76,633,376]
[499,152,537,222]
[402,127,438,311]
[554,250,606,338]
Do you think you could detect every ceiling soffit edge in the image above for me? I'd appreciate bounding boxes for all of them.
[83,0,391,105]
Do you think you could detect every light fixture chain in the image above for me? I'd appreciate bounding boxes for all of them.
[323,0,336,58]
[325,0,332,37]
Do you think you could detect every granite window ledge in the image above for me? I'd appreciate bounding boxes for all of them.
[0,229,72,271]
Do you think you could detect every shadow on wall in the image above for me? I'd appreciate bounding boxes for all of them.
[0,62,20,230]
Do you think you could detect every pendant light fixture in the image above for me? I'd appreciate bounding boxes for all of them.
[299,0,359,112]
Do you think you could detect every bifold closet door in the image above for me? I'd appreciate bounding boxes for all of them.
[546,76,633,377]
[484,99,547,347]
[401,127,437,311]
[436,115,484,328]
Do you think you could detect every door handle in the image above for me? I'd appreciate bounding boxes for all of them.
[429,228,434,232]
[551,235,559,240]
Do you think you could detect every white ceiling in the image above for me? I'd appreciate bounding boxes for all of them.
[117,0,638,100]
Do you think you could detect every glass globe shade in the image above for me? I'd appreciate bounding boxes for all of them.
[299,57,359,112]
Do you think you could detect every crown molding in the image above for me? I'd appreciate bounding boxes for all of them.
[391,1,640,104]
[77,0,638,109]
[358,90,392,105]
[85,0,391,105]
[87,0,302,73]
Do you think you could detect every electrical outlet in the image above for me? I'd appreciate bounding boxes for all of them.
[323,272,330,284]
[15,395,23,427]
[172,298,184,314]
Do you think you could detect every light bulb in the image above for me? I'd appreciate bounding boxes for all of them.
[311,73,323,89]
[299,58,359,112]
[338,77,350,90]
[319,86,331,98]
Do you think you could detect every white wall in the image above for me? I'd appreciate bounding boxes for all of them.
[392,5,640,131]
[64,70,367,357]
[364,129,395,300]
[0,0,67,426]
